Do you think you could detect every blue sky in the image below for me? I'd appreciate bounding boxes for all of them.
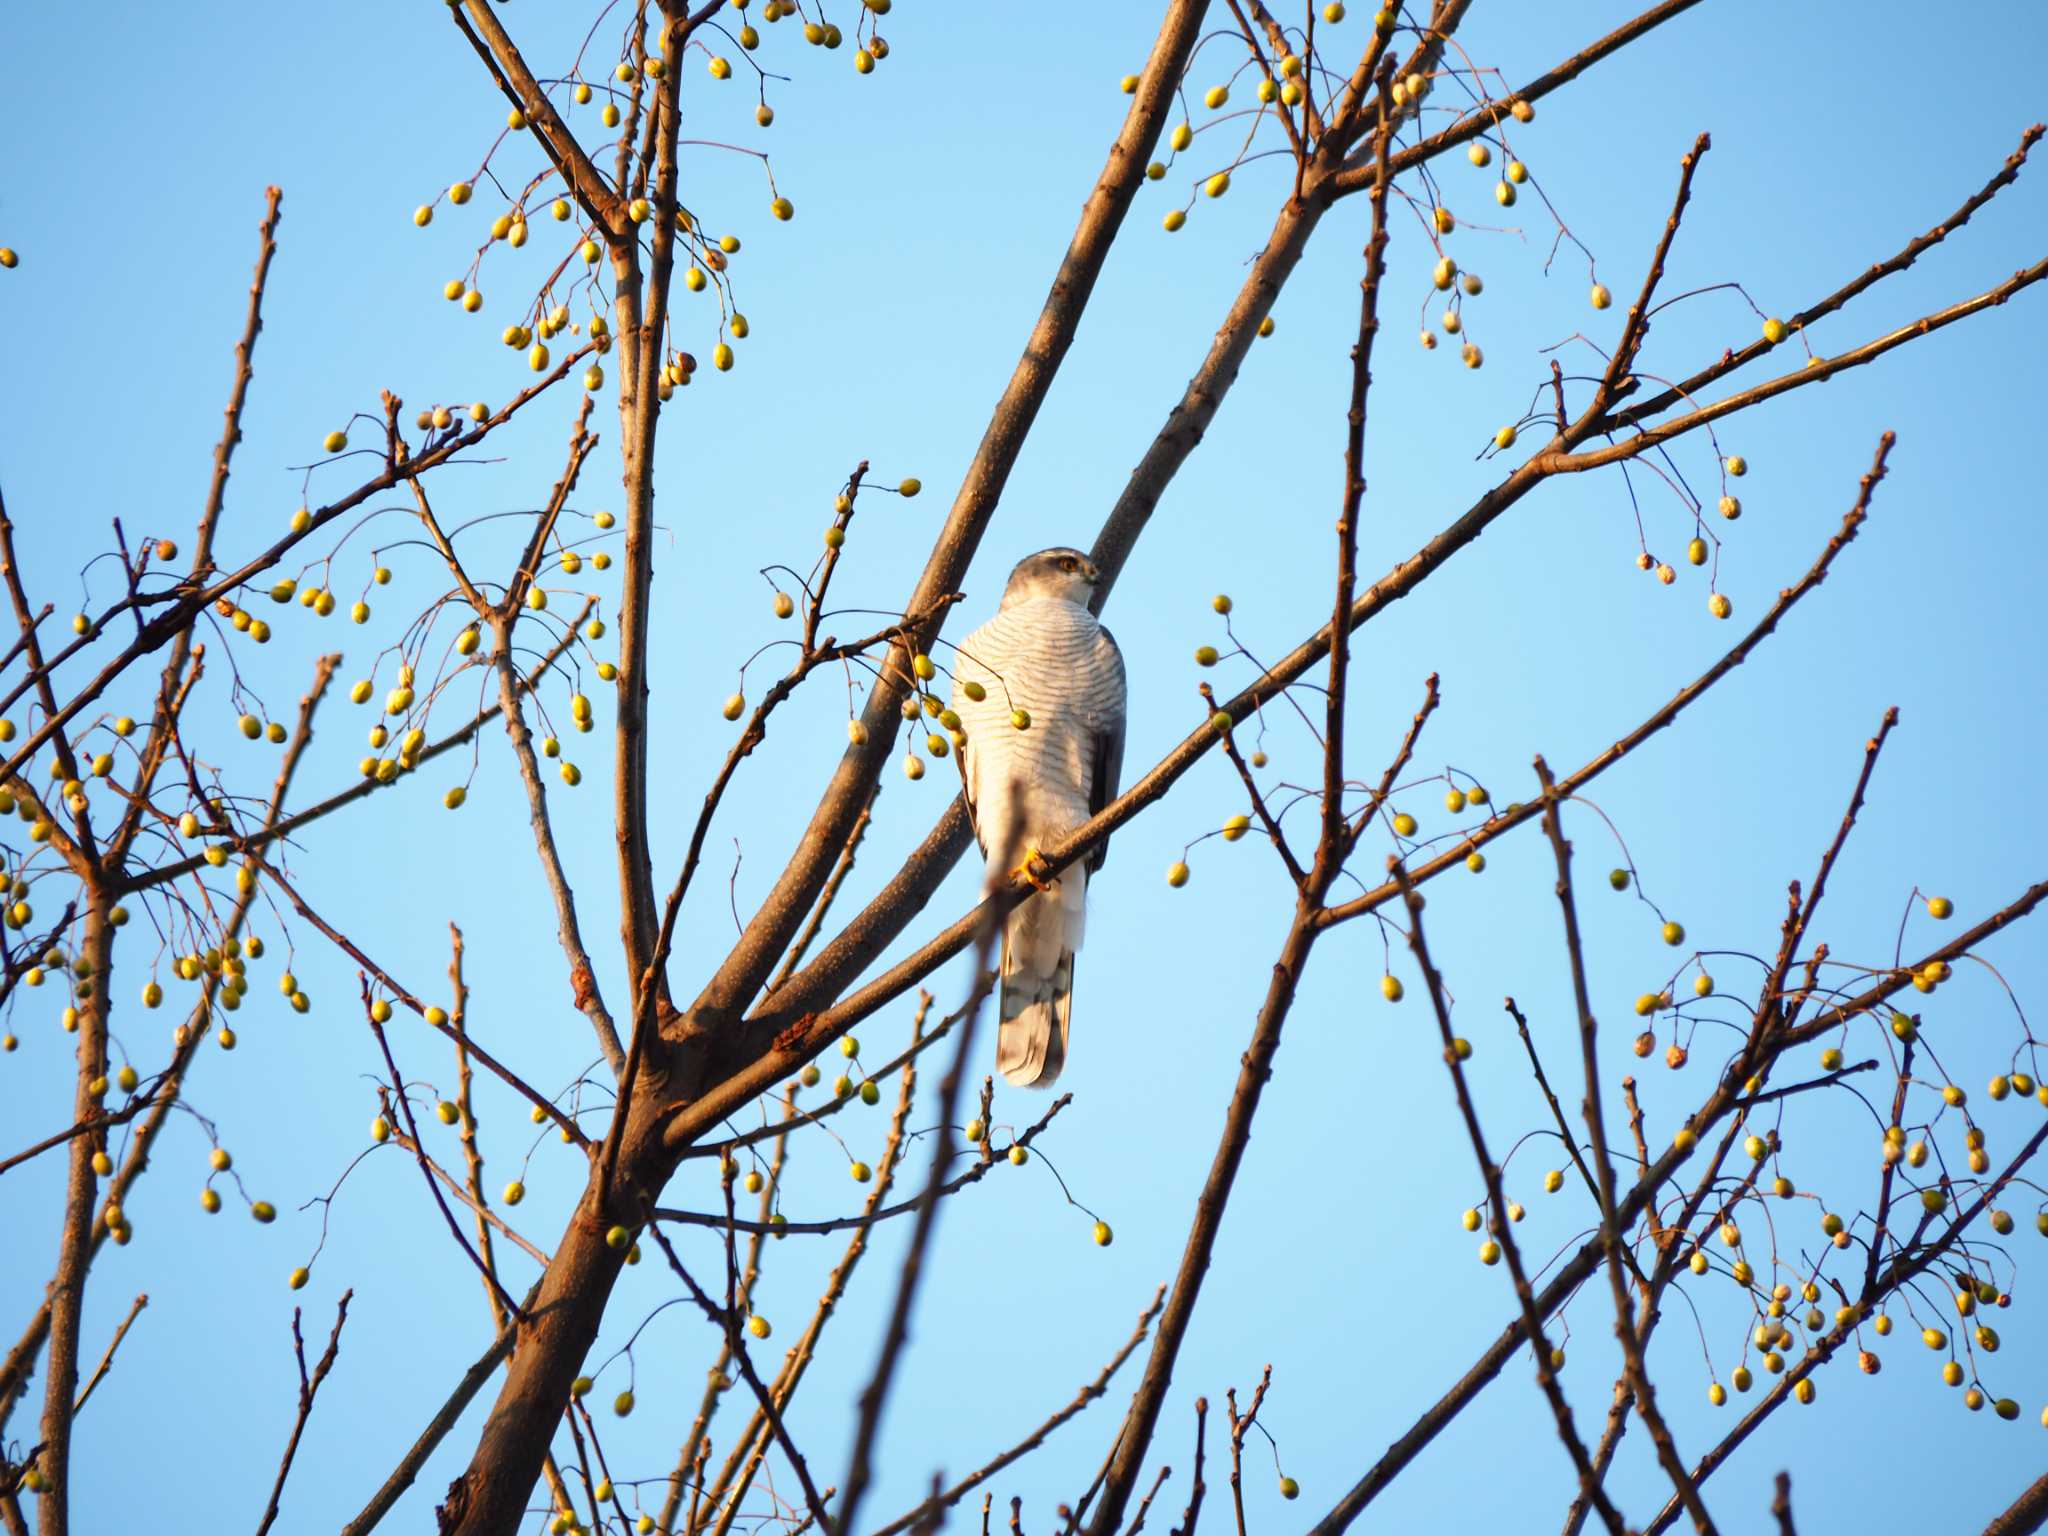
[2,3,2045,1533]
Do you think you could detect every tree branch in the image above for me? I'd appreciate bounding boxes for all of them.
[253,1292,352,1536]
[833,953,998,1536]
[868,1288,1166,1536]
[1394,866,1625,1536]
[683,0,1211,1035]
[67,1294,145,1419]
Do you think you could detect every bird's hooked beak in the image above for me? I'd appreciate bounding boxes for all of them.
[1082,559,1102,586]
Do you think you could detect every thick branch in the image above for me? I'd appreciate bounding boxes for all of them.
[1083,904,1319,1535]
[685,0,1211,1032]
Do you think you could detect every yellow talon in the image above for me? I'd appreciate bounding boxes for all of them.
[1011,848,1057,892]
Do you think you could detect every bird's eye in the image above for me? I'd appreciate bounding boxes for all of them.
[1060,557,1077,573]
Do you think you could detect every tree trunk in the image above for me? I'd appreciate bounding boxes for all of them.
[437,1052,681,1535]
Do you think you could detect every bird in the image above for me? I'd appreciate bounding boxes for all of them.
[950,547,1126,1088]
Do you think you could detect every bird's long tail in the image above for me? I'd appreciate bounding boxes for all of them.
[996,865,1086,1088]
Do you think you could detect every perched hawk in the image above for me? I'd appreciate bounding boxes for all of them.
[952,548,1127,1087]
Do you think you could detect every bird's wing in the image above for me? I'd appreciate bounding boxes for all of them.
[961,725,985,859]
[953,621,994,858]
[1086,624,1127,874]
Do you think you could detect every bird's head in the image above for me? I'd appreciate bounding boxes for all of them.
[1000,547,1100,609]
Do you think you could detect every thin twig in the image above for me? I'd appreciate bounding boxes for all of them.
[253,1292,352,1536]
[1224,1368,1270,1536]
[1770,1472,1795,1536]
[833,948,999,1536]
[1126,1465,1173,1536]
[655,1091,1066,1237]
[1609,124,2045,430]
[1318,451,1891,929]
[1170,1399,1207,1536]
[640,1223,832,1536]
[68,1295,146,1417]
[124,598,593,896]
[337,1292,533,1536]
[1535,759,1715,1536]
[364,988,526,1322]
[1395,867,1625,1536]
[686,1088,804,1536]
[869,1287,1167,1536]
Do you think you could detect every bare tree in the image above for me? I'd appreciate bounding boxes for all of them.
[1,5,2043,1536]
